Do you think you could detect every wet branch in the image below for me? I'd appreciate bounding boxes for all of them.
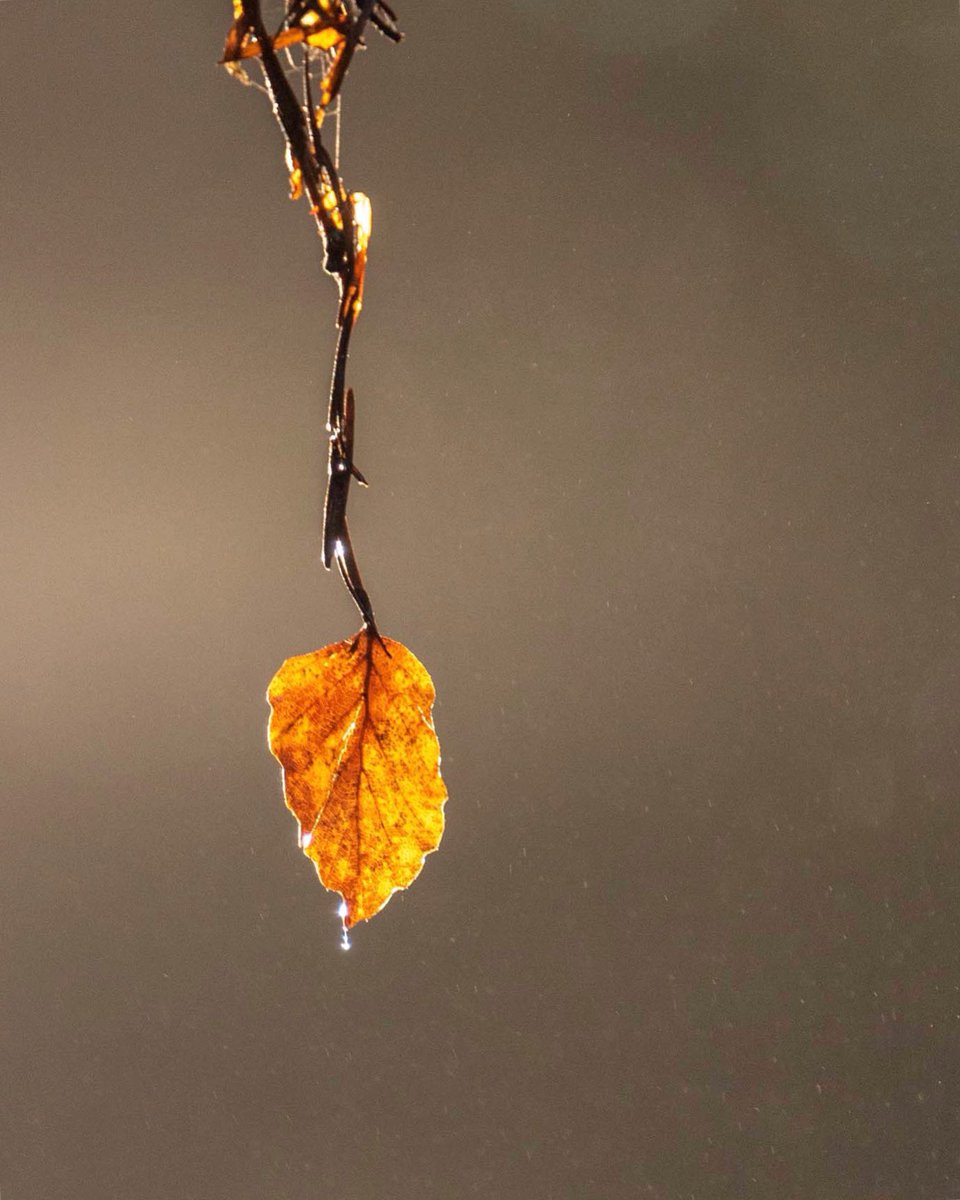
[228,0,401,635]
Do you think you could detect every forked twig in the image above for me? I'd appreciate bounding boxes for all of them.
[225,0,401,636]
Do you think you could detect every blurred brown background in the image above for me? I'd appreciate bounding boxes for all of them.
[3,1,960,1196]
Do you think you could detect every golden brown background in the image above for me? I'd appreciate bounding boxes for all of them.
[2,1,959,1195]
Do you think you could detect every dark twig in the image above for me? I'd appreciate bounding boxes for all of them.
[230,0,401,636]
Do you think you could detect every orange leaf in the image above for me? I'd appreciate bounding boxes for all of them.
[221,2,347,65]
[288,163,303,201]
[339,191,371,323]
[220,12,250,63]
[267,630,447,929]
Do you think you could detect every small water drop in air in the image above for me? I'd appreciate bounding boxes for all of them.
[338,900,351,950]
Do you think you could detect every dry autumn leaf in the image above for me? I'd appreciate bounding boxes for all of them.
[221,0,348,65]
[267,630,447,932]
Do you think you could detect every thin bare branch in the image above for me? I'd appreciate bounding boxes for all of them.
[226,0,402,634]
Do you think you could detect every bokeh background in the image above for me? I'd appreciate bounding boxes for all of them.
[3,1,960,1196]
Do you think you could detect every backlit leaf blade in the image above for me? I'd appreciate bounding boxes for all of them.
[267,631,447,927]
[221,1,347,65]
